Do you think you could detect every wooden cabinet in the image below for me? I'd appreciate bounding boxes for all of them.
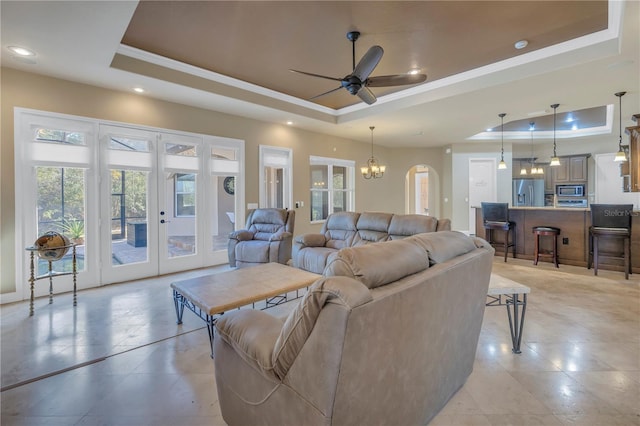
[553,155,588,183]
[543,164,554,193]
[569,156,588,181]
[625,122,640,192]
[553,159,570,182]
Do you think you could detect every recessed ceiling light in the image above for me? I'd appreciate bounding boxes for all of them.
[286,121,293,125]
[514,40,528,50]
[408,69,421,75]
[486,128,493,132]
[133,87,145,93]
[8,46,35,56]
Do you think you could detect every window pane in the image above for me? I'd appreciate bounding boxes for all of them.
[175,173,196,217]
[311,165,328,189]
[310,190,328,221]
[333,190,348,213]
[36,166,86,273]
[333,166,347,190]
[109,136,149,152]
[110,169,148,265]
[166,143,196,156]
[211,147,236,161]
[35,128,85,145]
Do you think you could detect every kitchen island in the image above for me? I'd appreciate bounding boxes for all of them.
[473,206,638,274]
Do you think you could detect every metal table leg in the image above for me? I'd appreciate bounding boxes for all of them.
[505,293,527,354]
[173,289,185,324]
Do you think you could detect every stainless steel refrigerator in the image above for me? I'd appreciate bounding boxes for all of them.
[512,178,544,207]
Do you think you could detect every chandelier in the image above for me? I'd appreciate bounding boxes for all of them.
[361,126,385,179]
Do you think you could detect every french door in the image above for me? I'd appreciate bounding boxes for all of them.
[99,125,244,284]
[15,108,244,298]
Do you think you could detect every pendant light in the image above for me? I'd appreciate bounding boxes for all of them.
[549,104,561,166]
[361,126,385,179]
[498,113,507,169]
[614,91,627,162]
[529,121,538,174]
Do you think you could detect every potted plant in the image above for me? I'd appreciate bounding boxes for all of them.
[61,218,85,245]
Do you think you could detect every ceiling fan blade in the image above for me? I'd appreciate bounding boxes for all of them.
[309,86,343,100]
[289,69,343,82]
[366,73,427,87]
[357,86,377,105]
[352,45,384,82]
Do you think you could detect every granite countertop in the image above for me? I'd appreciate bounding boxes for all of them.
[473,206,639,212]
[508,206,589,211]
[471,206,589,211]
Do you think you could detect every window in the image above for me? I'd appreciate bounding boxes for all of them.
[175,173,196,216]
[309,156,355,222]
[35,128,85,145]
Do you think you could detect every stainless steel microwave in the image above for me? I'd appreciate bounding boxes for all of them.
[556,184,585,197]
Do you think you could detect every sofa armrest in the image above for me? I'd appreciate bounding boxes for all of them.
[229,229,255,241]
[436,218,451,231]
[272,276,372,379]
[294,233,326,247]
[214,310,284,381]
[269,231,292,242]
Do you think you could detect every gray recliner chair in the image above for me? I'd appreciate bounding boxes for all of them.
[228,208,295,268]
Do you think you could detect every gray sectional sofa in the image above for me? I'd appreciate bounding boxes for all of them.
[292,211,451,274]
[212,230,494,425]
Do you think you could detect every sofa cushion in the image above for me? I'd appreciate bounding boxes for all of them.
[235,240,270,263]
[323,212,360,249]
[388,214,438,239]
[247,208,288,241]
[296,246,338,275]
[408,231,477,265]
[324,239,429,289]
[353,212,393,246]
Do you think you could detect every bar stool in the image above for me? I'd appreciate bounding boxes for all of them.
[481,202,516,262]
[588,204,633,279]
[532,226,560,268]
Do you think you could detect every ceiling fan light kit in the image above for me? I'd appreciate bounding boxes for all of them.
[290,31,427,105]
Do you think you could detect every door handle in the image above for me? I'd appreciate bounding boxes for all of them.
[160,219,170,224]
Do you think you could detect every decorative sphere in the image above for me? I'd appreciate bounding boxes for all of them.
[34,231,70,261]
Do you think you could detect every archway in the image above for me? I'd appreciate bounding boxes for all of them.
[405,164,440,218]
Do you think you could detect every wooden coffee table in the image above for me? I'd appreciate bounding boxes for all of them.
[171,262,320,357]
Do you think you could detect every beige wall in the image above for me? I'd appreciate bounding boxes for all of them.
[0,68,447,295]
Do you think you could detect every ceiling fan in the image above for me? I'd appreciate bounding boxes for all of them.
[290,31,427,105]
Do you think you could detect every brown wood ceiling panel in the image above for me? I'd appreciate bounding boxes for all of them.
[122,1,607,110]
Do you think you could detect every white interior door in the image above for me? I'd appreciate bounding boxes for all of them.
[468,158,497,234]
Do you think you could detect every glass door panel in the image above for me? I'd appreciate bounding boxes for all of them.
[208,140,243,265]
[99,125,157,284]
[35,166,86,276]
[158,134,203,274]
[109,169,149,266]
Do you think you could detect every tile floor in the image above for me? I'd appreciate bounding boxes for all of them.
[1,258,639,425]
